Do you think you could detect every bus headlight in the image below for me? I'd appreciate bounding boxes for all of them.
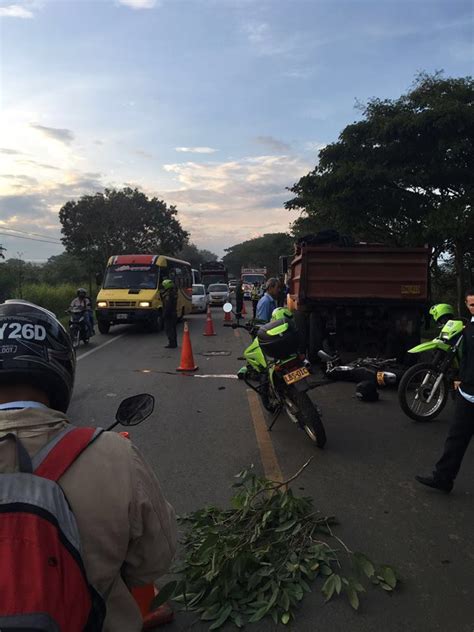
[139,301,151,307]
[97,301,107,308]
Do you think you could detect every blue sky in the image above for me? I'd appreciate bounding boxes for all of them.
[0,0,472,260]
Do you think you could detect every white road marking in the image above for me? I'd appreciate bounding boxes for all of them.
[193,374,239,379]
[76,334,126,361]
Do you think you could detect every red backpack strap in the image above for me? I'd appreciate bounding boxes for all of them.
[34,426,103,482]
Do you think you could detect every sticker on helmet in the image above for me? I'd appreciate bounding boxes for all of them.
[0,323,47,341]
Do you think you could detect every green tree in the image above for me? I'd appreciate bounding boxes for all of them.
[176,242,218,268]
[41,252,88,286]
[59,187,189,271]
[286,72,474,310]
[223,233,294,278]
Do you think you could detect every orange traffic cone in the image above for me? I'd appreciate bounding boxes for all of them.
[224,308,232,323]
[203,306,216,336]
[132,585,174,628]
[177,321,198,371]
[241,301,247,316]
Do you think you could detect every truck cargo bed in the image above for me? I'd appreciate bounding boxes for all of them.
[290,245,430,305]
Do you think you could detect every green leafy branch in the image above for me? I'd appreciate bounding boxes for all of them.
[152,464,399,629]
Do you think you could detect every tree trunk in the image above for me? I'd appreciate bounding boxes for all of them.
[453,241,465,316]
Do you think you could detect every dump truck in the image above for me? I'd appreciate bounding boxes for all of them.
[284,242,431,362]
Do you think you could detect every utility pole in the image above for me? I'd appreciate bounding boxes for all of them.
[17,251,24,298]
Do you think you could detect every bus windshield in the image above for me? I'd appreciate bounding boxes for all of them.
[103,264,159,289]
[242,274,265,284]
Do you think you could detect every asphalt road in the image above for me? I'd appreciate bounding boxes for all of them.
[70,307,474,632]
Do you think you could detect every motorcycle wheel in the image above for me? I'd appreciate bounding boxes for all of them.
[285,390,327,448]
[398,362,448,422]
[71,328,80,349]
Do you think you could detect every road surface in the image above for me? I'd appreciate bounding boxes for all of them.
[70,308,474,632]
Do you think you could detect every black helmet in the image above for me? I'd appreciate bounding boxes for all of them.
[355,380,379,402]
[0,300,75,412]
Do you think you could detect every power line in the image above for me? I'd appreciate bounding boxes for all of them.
[0,231,62,245]
[0,225,62,243]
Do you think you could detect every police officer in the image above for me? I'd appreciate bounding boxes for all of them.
[416,289,474,493]
[161,279,178,349]
[235,280,244,319]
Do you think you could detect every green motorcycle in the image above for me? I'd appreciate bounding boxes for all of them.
[398,319,464,422]
[224,304,326,447]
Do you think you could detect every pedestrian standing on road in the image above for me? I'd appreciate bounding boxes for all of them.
[256,278,279,323]
[161,278,178,349]
[251,283,260,319]
[416,288,474,493]
[0,300,177,631]
[235,280,244,319]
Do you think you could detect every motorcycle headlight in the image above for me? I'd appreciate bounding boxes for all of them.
[97,301,107,308]
[139,301,151,307]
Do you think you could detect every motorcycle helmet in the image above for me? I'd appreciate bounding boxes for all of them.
[77,287,87,297]
[0,300,75,412]
[429,303,455,325]
[161,279,174,291]
[271,307,293,321]
[355,380,379,402]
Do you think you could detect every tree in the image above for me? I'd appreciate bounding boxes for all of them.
[59,187,189,271]
[176,242,218,268]
[223,233,294,277]
[41,253,87,286]
[0,245,5,260]
[286,72,474,310]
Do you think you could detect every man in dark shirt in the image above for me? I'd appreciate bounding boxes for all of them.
[416,289,474,493]
[161,279,178,349]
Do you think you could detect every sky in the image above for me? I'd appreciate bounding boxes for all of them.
[0,0,472,261]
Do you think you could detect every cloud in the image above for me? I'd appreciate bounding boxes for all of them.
[0,4,34,18]
[118,0,158,8]
[254,136,291,153]
[242,21,299,57]
[18,159,60,171]
[304,141,327,153]
[161,154,312,252]
[175,147,218,154]
[134,149,154,159]
[29,123,75,145]
[0,147,24,155]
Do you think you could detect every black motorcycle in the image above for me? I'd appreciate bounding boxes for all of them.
[67,307,90,349]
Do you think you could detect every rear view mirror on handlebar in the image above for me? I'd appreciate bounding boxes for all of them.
[116,394,155,426]
[223,302,233,313]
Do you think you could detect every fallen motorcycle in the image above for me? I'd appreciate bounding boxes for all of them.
[318,351,401,387]
[397,319,464,422]
[224,303,326,447]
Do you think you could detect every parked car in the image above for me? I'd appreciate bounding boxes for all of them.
[192,284,209,313]
[208,283,230,306]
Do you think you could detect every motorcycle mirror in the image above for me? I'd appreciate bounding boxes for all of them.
[223,302,233,313]
[115,394,155,427]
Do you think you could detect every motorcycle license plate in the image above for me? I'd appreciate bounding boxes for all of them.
[283,366,310,385]
[116,314,128,320]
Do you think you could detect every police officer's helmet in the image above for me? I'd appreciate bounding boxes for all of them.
[162,279,174,291]
[0,300,75,412]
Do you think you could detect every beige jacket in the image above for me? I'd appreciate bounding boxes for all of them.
[0,407,177,631]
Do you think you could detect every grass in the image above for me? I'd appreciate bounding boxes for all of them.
[21,283,89,320]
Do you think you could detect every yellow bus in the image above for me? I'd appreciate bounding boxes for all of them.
[95,254,192,334]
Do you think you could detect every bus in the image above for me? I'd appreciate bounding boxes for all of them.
[95,254,192,334]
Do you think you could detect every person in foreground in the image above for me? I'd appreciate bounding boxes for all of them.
[0,300,177,630]
[416,289,474,493]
